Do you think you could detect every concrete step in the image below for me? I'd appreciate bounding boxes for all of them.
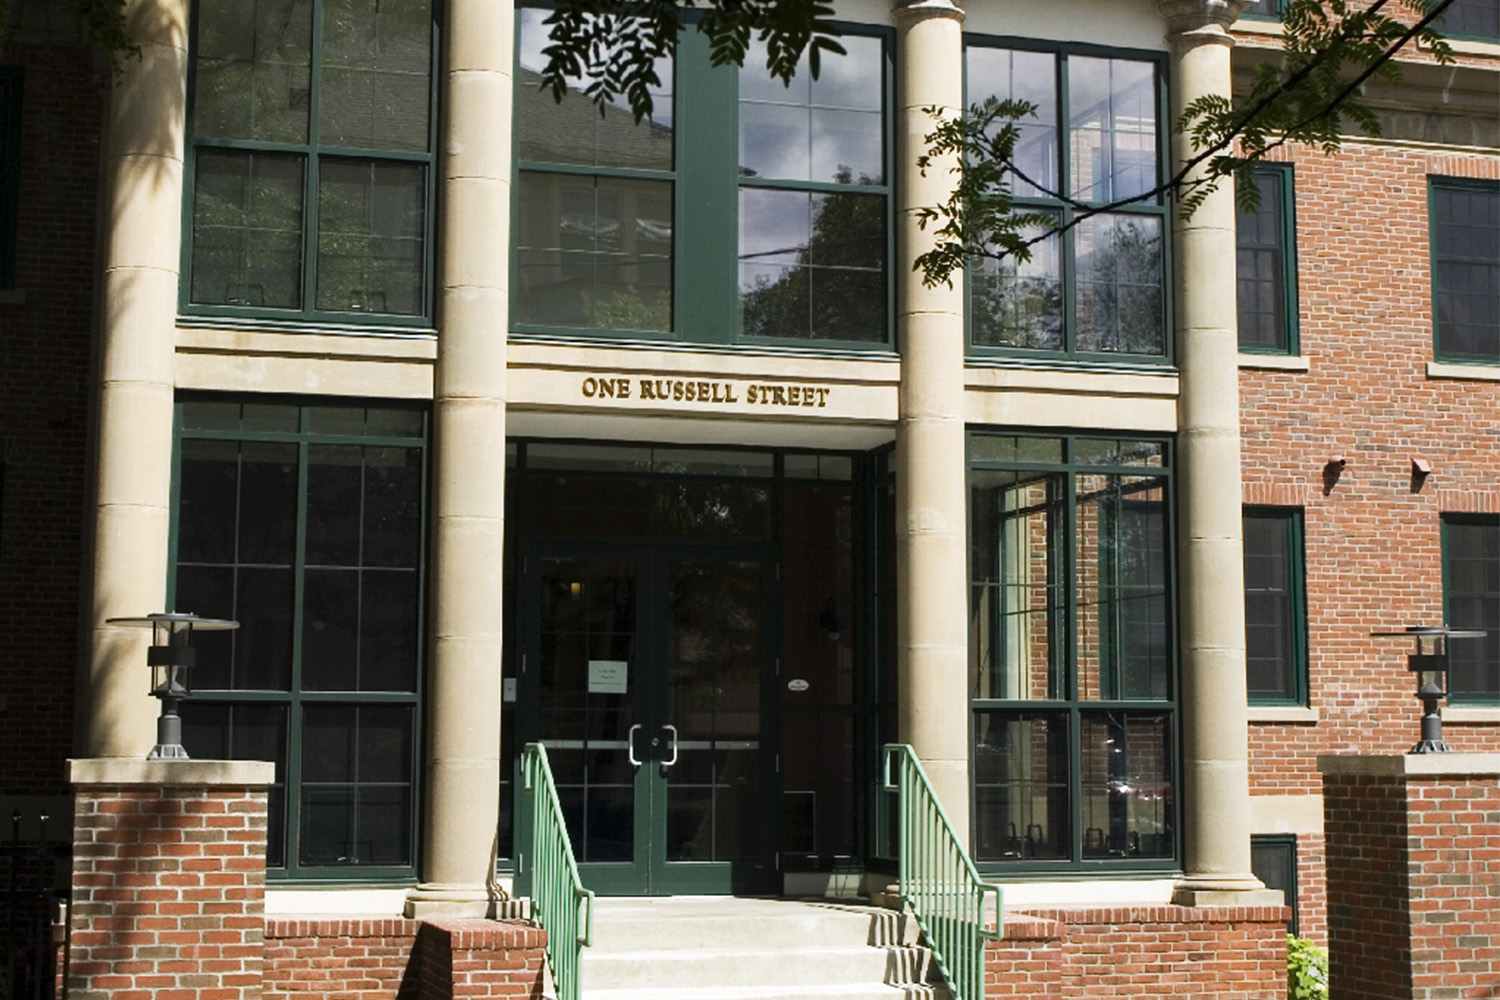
[573,897,941,1000]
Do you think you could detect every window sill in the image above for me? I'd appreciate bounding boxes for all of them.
[1442,706,1500,723]
[1427,361,1500,381]
[1238,352,1308,371]
[0,288,25,305]
[1248,705,1319,723]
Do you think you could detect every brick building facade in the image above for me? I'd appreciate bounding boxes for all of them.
[0,0,1496,996]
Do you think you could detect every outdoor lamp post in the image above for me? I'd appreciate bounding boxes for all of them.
[107,612,239,760]
[1371,624,1485,754]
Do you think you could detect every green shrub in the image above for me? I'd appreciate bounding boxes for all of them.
[1287,933,1328,1000]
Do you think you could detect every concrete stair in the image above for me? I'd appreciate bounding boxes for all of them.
[577,896,945,1000]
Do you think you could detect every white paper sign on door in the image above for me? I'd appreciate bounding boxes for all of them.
[588,659,628,694]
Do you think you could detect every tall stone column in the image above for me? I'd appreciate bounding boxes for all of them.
[893,0,971,845]
[1159,0,1276,905]
[406,0,514,918]
[84,0,190,758]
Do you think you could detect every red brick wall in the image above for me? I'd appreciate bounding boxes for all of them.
[262,918,547,1000]
[1238,134,1500,944]
[1323,766,1500,1000]
[987,905,1289,999]
[68,779,270,1000]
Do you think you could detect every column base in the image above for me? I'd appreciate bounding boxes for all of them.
[404,883,508,919]
[1171,875,1284,908]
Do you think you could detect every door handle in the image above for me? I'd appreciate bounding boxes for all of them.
[627,723,642,766]
[661,724,679,767]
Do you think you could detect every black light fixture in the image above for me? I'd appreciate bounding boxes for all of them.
[1371,624,1484,754]
[818,599,842,643]
[107,612,239,760]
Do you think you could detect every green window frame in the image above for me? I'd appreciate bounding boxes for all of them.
[1243,507,1308,706]
[1239,0,1287,20]
[1429,177,1500,364]
[968,432,1177,873]
[1439,0,1500,42]
[963,39,1171,364]
[0,67,21,290]
[182,0,439,327]
[1250,834,1299,936]
[1236,164,1299,355]
[1441,514,1500,706]
[512,7,893,349]
[171,398,429,880]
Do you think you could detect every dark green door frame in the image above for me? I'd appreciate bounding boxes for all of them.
[517,539,779,896]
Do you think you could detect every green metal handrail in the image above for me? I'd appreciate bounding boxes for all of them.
[882,744,1003,1000]
[522,743,594,1000]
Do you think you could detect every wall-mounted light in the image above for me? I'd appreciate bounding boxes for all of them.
[818,599,842,643]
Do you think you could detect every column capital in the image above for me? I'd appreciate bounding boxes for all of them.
[1157,0,1245,41]
[893,0,965,27]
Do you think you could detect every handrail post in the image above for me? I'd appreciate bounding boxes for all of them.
[882,743,1003,1000]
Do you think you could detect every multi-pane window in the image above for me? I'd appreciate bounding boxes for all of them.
[0,67,20,289]
[1243,507,1307,705]
[966,44,1168,362]
[1442,515,1500,705]
[969,433,1175,869]
[514,8,890,347]
[175,400,427,877]
[1251,835,1299,935]
[1430,178,1500,363]
[1240,0,1287,19]
[1236,165,1298,354]
[186,0,436,323]
[1440,0,1500,41]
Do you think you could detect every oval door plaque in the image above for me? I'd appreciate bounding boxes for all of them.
[787,679,810,692]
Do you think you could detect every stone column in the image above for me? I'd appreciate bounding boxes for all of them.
[1158,0,1274,905]
[893,0,971,844]
[406,0,514,918]
[84,0,190,758]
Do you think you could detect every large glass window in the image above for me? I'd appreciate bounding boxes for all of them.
[970,433,1175,869]
[966,44,1167,362]
[1243,507,1307,705]
[1236,164,1299,354]
[514,8,890,347]
[1439,0,1500,41]
[1443,515,1500,705]
[175,400,427,877]
[1430,178,1500,363]
[186,0,436,323]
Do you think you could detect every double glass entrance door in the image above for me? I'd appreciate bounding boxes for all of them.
[525,546,774,895]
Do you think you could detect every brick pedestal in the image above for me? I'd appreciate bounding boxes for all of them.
[66,758,275,1000]
[1319,753,1500,1000]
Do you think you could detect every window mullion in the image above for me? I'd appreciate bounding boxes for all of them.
[286,436,311,872]
[303,0,326,317]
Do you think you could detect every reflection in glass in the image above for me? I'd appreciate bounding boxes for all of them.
[973,712,1070,861]
[1069,57,1157,204]
[1244,512,1298,702]
[739,188,885,341]
[738,34,883,184]
[194,0,313,143]
[516,8,674,170]
[516,174,672,331]
[1236,168,1289,351]
[1080,712,1172,859]
[1074,213,1163,355]
[971,217,1063,350]
[1432,183,1500,361]
[1075,475,1169,701]
[315,159,425,315]
[190,151,305,309]
[318,0,432,152]
[965,47,1058,198]
[970,470,1065,701]
[1445,519,1500,701]
[299,704,414,865]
